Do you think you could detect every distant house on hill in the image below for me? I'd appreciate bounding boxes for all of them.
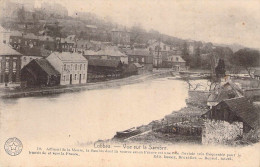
[46,52,88,85]
[111,28,130,46]
[0,25,11,44]
[21,59,60,87]
[202,97,259,133]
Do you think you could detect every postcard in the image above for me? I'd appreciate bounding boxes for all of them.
[0,0,259,166]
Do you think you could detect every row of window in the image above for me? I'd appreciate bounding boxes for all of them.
[63,64,86,71]
[130,57,145,63]
[0,60,17,71]
[63,74,86,81]
[10,38,37,46]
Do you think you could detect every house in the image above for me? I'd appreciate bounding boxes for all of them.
[254,70,260,80]
[84,46,128,64]
[0,25,11,44]
[162,55,186,70]
[202,97,259,133]
[0,43,22,84]
[126,49,153,72]
[9,32,39,50]
[87,59,123,81]
[46,52,88,85]
[207,81,244,108]
[57,38,75,52]
[21,59,60,87]
[111,28,130,46]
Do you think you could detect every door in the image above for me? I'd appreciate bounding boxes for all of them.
[79,74,81,84]
[70,74,72,85]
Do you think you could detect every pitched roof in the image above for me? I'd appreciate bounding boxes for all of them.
[223,97,258,128]
[34,59,60,76]
[23,33,38,40]
[49,52,87,62]
[10,31,23,37]
[0,43,22,56]
[96,47,127,57]
[168,55,186,63]
[126,49,152,56]
[88,59,122,68]
[19,47,44,57]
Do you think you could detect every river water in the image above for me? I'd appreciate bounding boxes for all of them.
[0,78,189,147]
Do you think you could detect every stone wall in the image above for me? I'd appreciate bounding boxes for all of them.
[202,119,243,145]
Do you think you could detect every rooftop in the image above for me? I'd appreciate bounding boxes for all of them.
[0,43,22,56]
[223,97,259,128]
[126,49,152,56]
[49,52,87,62]
[34,59,60,76]
[88,59,122,68]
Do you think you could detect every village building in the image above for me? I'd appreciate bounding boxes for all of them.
[202,97,259,133]
[84,46,128,64]
[111,28,130,46]
[126,49,153,72]
[57,38,75,52]
[162,55,186,71]
[87,59,123,81]
[21,59,60,87]
[124,63,144,75]
[0,43,22,85]
[46,52,88,85]
[38,36,56,51]
[0,25,11,44]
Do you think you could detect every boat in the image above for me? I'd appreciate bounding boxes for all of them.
[115,127,141,139]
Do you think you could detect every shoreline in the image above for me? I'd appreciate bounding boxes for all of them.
[0,70,172,99]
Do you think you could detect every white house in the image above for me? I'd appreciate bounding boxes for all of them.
[0,25,10,44]
[46,52,88,85]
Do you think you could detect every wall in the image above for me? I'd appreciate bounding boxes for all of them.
[202,119,243,145]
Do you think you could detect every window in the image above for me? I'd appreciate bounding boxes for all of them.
[63,75,66,81]
[84,64,86,70]
[34,41,36,45]
[64,64,66,70]
[75,64,77,70]
[13,61,16,70]
[176,57,179,61]
[25,41,27,45]
[80,64,82,70]
[74,74,77,80]
[5,60,9,71]
[142,57,144,62]
[131,58,134,61]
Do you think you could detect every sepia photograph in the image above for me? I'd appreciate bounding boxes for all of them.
[0,0,259,166]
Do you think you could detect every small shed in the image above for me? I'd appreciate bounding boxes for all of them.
[202,97,259,133]
[87,59,123,81]
[21,59,60,87]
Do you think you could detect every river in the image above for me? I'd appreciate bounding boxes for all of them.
[0,78,189,147]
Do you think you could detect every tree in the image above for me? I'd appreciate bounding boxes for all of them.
[182,42,190,66]
[194,46,201,68]
[232,48,260,78]
[215,59,226,78]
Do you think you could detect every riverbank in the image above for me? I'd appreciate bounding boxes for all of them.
[0,70,172,99]
[111,90,210,144]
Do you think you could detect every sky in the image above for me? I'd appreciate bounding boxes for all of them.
[35,0,260,49]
